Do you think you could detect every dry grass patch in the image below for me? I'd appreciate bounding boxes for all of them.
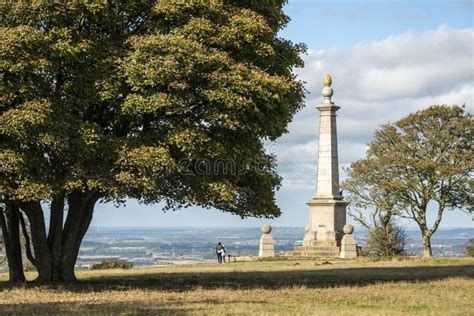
[0,257,473,315]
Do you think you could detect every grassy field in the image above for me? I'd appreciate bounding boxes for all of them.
[0,257,473,315]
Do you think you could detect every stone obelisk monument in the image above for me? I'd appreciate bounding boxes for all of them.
[301,75,349,257]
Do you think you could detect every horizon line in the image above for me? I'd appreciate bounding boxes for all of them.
[88,225,473,230]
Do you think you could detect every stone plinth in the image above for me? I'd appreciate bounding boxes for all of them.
[259,225,275,257]
[301,239,340,257]
[340,224,357,258]
[307,198,348,245]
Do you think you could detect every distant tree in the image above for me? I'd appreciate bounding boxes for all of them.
[0,1,305,284]
[344,105,473,258]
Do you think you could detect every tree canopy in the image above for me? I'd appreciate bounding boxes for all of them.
[343,105,473,257]
[0,0,305,283]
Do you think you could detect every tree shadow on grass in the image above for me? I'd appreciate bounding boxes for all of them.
[1,264,472,314]
[0,296,263,314]
[2,264,471,293]
[0,302,203,315]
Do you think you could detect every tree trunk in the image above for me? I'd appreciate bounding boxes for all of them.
[0,204,26,284]
[48,194,64,281]
[21,201,53,282]
[3,191,100,285]
[59,191,99,282]
[21,202,53,282]
[422,232,432,258]
[417,206,433,258]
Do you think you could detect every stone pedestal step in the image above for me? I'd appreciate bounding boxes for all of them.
[283,251,339,258]
[303,240,338,247]
[284,244,341,258]
[301,251,339,257]
[302,246,339,252]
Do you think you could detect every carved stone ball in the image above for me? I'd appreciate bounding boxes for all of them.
[322,86,333,98]
[343,224,354,235]
[261,224,272,234]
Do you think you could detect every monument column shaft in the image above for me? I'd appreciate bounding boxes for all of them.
[315,105,341,199]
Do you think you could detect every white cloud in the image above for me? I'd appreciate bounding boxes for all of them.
[298,26,473,103]
[276,26,474,193]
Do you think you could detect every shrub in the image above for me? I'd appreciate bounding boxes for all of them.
[91,259,134,270]
[363,223,407,257]
[465,239,474,257]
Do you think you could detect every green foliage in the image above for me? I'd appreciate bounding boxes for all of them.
[91,259,134,270]
[0,0,305,217]
[361,105,472,215]
[344,105,473,256]
[362,223,407,257]
[466,239,474,257]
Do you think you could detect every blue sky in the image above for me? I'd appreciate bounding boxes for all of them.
[282,0,473,50]
[92,0,473,228]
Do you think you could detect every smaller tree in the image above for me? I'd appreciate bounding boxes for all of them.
[344,105,473,257]
[343,175,406,257]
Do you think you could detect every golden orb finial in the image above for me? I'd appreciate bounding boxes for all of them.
[323,74,332,87]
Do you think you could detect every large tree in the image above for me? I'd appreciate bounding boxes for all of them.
[344,105,473,258]
[0,0,305,283]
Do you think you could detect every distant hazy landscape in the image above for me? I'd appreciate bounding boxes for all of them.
[2,226,470,272]
[69,227,473,268]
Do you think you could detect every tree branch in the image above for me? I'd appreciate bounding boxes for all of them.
[347,207,370,229]
[0,206,11,254]
[48,193,64,247]
[429,202,445,237]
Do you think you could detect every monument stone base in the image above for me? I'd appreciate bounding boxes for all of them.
[259,234,275,257]
[340,230,357,259]
[307,198,349,244]
[288,237,340,258]
[259,225,275,257]
[285,225,358,258]
[285,197,348,258]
